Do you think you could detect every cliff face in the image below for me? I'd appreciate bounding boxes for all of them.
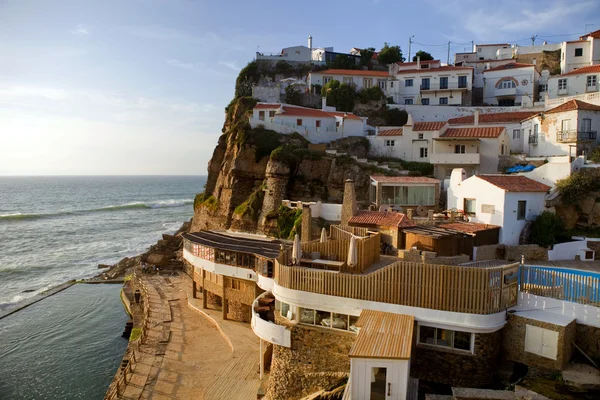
[191,97,386,235]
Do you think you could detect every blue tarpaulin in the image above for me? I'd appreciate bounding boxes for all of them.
[506,165,536,173]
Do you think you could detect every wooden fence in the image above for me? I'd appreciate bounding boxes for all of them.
[276,261,520,314]
[301,234,380,273]
[520,265,600,305]
[330,225,371,239]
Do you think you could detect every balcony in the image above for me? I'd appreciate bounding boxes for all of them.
[556,130,598,143]
[528,134,538,145]
[495,87,517,97]
[430,152,480,165]
[251,292,291,347]
[420,82,468,92]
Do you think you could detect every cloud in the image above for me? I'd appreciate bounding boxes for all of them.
[218,61,241,72]
[0,86,68,101]
[166,59,205,72]
[70,24,90,36]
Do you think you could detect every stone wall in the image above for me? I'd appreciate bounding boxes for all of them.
[475,244,548,262]
[586,241,600,260]
[397,248,470,265]
[502,314,576,371]
[227,300,250,322]
[267,318,354,400]
[412,331,502,387]
[206,291,222,309]
[575,324,600,361]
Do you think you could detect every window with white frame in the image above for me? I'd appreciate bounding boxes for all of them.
[385,140,395,147]
[418,133,424,139]
[517,200,527,220]
[405,98,413,105]
[455,144,465,154]
[574,48,583,57]
[421,98,430,105]
[378,79,386,90]
[405,79,414,87]
[587,75,597,88]
[323,76,332,84]
[513,129,520,139]
[268,110,276,118]
[539,84,548,92]
[259,111,265,121]
[343,77,353,85]
[418,325,473,352]
[280,302,291,319]
[558,79,567,90]
[420,147,428,158]
[582,118,592,133]
[500,79,516,89]
[363,78,373,88]
[299,307,359,332]
[439,97,448,105]
[464,198,476,215]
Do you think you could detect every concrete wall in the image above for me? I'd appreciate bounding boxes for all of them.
[515,291,600,328]
[257,45,312,63]
[482,66,537,106]
[389,104,544,122]
[282,200,342,221]
[560,40,592,73]
[547,239,589,261]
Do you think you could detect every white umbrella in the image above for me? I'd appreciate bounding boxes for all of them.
[292,234,302,265]
[347,236,357,268]
[320,228,327,243]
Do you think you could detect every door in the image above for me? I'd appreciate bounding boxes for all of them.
[370,367,394,399]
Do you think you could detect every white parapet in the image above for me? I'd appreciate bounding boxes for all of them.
[251,292,292,348]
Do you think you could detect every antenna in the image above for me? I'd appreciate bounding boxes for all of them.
[531,35,538,46]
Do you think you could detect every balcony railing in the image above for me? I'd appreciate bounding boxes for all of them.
[420,82,467,91]
[528,134,538,144]
[430,153,480,165]
[495,87,517,97]
[556,130,597,142]
[521,265,600,305]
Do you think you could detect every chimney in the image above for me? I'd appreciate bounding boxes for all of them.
[406,209,414,220]
[485,62,491,70]
[416,55,421,70]
[301,204,312,243]
[406,113,413,126]
[474,110,480,126]
[308,35,313,50]
[322,96,327,110]
[341,179,358,226]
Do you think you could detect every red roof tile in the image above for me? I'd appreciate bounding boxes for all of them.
[477,43,510,47]
[370,175,440,184]
[254,103,281,109]
[438,222,500,233]
[396,60,441,67]
[313,69,390,77]
[448,111,538,125]
[394,65,473,75]
[440,127,505,138]
[560,65,600,77]
[349,211,416,228]
[476,175,551,192]
[378,128,403,136]
[581,29,600,39]
[545,99,600,114]
[412,121,446,131]
[254,103,363,120]
[483,63,535,73]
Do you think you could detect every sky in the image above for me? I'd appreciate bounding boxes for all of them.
[0,0,598,175]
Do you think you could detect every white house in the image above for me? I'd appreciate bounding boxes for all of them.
[447,170,550,245]
[388,60,474,106]
[448,110,538,153]
[249,102,367,144]
[547,64,600,101]
[482,63,539,107]
[257,45,313,63]
[560,30,600,74]
[521,99,600,157]
[309,69,390,93]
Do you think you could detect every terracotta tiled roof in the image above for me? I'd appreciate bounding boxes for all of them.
[448,111,538,125]
[378,128,403,136]
[476,175,551,192]
[560,65,600,77]
[370,175,440,184]
[545,99,600,114]
[254,103,281,109]
[438,222,500,233]
[581,29,600,39]
[477,43,510,47]
[394,65,473,75]
[254,103,363,120]
[483,63,535,73]
[349,211,416,228]
[313,69,390,77]
[396,60,441,67]
[412,121,446,131]
[440,127,505,138]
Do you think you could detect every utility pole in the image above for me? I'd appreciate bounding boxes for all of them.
[471,41,474,52]
[408,35,414,61]
[447,41,451,65]
[531,35,538,46]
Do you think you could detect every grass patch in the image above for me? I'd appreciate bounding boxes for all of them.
[129,327,142,342]
[234,187,265,221]
[194,193,218,211]
[556,171,600,206]
[268,205,303,240]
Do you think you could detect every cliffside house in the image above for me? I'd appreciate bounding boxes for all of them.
[521,99,600,158]
[546,64,600,104]
[447,169,551,246]
[560,30,600,74]
[481,62,538,107]
[368,175,441,214]
[308,68,390,93]
[249,102,367,144]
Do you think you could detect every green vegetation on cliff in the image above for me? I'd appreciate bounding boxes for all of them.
[234,187,265,221]
[267,205,302,240]
[194,193,218,211]
[556,171,600,206]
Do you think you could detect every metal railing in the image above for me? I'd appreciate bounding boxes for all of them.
[420,82,468,91]
[528,134,538,144]
[520,265,600,305]
[556,130,597,142]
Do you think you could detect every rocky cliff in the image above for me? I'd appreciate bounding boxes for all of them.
[190,97,397,237]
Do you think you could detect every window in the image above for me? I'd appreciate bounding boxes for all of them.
[455,144,466,153]
[231,279,241,290]
[390,81,394,88]
[378,79,386,90]
[268,110,275,118]
[440,77,448,89]
[418,325,473,353]
[418,133,424,140]
[323,76,332,84]
[477,47,482,53]
[420,147,428,158]
[336,121,340,128]
[575,48,583,57]
[587,75,597,88]
[558,78,567,90]
[421,64,430,69]
[513,129,520,139]
[258,111,265,121]
[299,307,359,332]
[380,185,435,206]
[405,79,414,87]
[385,140,395,147]
[404,98,413,105]
[280,302,291,319]
[421,98,430,105]
[343,77,353,85]
[421,78,430,90]
[517,200,526,220]
[439,97,448,105]
[498,99,515,106]
[363,78,373,88]
[296,119,302,126]
[315,120,321,129]
[539,84,548,93]
[501,144,506,155]
[582,118,592,133]
[533,124,538,136]
[464,198,476,215]
[500,79,516,89]
[458,75,468,88]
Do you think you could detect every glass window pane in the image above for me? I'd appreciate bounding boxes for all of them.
[349,316,360,333]
[316,310,331,327]
[454,331,471,351]
[419,325,436,345]
[281,302,290,319]
[382,186,395,204]
[437,329,453,347]
[300,308,315,324]
[330,313,348,330]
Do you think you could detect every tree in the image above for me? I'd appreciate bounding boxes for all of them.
[378,42,405,65]
[322,80,356,112]
[530,211,566,248]
[413,50,434,62]
[285,85,303,106]
[235,61,259,98]
[360,47,376,67]
[328,54,357,69]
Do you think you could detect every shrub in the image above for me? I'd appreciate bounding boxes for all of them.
[194,193,218,211]
[589,147,600,163]
[530,211,566,248]
[273,205,303,239]
[240,127,282,162]
[383,108,408,126]
[402,161,434,176]
[234,188,265,221]
[322,80,356,112]
[556,171,600,206]
[274,60,293,75]
[357,86,385,103]
[235,61,259,98]
[285,85,303,106]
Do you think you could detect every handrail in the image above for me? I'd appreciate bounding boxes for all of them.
[520,265,600,305]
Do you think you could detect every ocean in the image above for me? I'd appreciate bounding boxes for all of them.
[0,175,206,308]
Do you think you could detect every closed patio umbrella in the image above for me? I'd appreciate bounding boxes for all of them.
[347,235,357,268]
[292,234,302,265]
[320,228,327,243]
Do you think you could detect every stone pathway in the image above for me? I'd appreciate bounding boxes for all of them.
[116,273,260,400]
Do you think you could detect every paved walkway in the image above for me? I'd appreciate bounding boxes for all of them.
[117,273,261,400]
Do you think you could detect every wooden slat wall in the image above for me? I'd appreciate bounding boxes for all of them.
[300,235,381,273]
[275,260,520,314]
[521,266,600,306]
[330,225,370,240]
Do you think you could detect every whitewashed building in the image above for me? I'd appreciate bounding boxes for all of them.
[249,102,367,143]
[547,64,600,101]
[560,30,600,74]
[482,63,538,107]
[309,69,390,93]
[447,170,550,245]
[521,99,600,157]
